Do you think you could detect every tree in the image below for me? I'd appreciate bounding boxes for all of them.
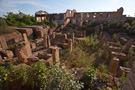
[4,11,35,27]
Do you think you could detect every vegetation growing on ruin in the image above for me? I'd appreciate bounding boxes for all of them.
[0,18,16,34]
[86,21,100,27]
[4,12,35,27]
[123,20,135,37]
[60,34,101,68]
[0,61,83,90]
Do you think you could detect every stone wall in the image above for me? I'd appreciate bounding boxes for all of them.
[0,32,23,45]
[16,28,33,39]
[123,60,135,90]
[23,26,49,38]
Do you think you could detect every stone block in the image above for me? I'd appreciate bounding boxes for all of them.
[107,42,120,47]
[119,37,128,45]
[23,33,28,42]
[52,32,56,39]
[61,43,68,49]
[28,57,39,64]
[0,36,8,49]
[71,33,74,43]
[68,39,72,52]
[38,52,52,59]
[47,35,51,47]
[38,52,47,59]
[109,57,119,74]
[111,51,127,61]
[15,41,32,60]
[52,46,60,66]
[36,30,44,38]
[109,46,122,52]
[103,44,109,56]
[123,60,135,90]
[0,55,2,62]
[54,33,67,42]
[0,32,23,45]
[44,35,48,48]
[48,46,54,53]
[46,57,53,66]
[118,66,131,76]
[0,49,14,59]
[16,28,33,39]
[35,38,44,46]
[15,50,27,63]
[31,43,36,49]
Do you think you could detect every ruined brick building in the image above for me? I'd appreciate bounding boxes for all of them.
[35,7,126,26]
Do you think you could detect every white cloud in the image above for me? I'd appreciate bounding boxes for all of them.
[0,0,49,8]
[0,0,50,16]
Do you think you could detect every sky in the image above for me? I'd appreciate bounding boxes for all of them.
[0,0,135,17]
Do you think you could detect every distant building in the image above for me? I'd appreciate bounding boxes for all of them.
[35,7,127,26]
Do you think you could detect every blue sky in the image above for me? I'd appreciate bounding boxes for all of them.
[0,0,134,17]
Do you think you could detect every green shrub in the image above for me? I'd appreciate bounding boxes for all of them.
[82,67,97,86]
[87,21,100,27]
[7,64,28,90]
[49,19,58,29]
[115,41,121,46]
[0,19,16,34]
[119,73,128,89]
[123,61,129,67]
[97,73,109,83]
[4,12,35,27]
[0,66,9,90]
[108,21,122,29]
[27,61,47,89]
[45,65,84,90]
[0,61,84,89]
[97,64,108,74]
[113,33,117,42]
[0,18,8,28]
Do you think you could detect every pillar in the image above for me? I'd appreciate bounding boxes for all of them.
[109,57,119,74]
[71,33,74,43]
[68,39,72,52]
[52,47,59,66]
[52,32,56,39]
[44,35,48,48]
[47,35,51,47]
[23,33,28,42]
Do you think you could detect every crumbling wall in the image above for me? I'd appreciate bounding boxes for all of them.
[0,32,23,45]
[123,60,135,90]
[23,26,49,38]
[16,28,33,39]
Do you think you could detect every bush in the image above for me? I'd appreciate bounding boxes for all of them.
[82,67,97,86]
[119,73,128,89]
[0,19,16,34]
[0,66,9,90]
[0,18,8,28]
[7,63,28,90]
[97,64,108,74]
[45,65,84,90]
[49,20,58,29]
[108,21,122,29]
[87,21,100,27]
[27,61,47,89]
[0,61,84,90]
[4,12,35,27]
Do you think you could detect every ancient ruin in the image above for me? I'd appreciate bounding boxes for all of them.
[0,6,135,90]
[35,7,126,26]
